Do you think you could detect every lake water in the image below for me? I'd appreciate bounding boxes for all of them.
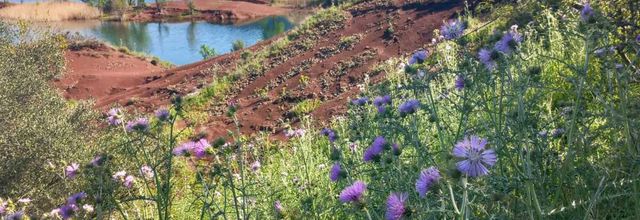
[50,16,297,65]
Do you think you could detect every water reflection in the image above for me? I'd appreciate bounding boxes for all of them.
[81,16,295,64]
[46,16,295,65]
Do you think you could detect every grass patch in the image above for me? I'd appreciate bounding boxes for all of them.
[0,2,101,21]
[290,99,322,116]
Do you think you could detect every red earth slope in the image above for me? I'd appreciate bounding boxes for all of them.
[60,0,463,137]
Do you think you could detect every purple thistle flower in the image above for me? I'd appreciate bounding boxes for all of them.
[398,99,420,115]
[441,19,465,40]
[59,204,76,219]
[112,171,126,180]
[580,3,593,22]
[408,50,428,65]
[125,118,149,133]
[67,192,87,205]
[65,163,80,179]
[90,155,105,167]
[495,31,523,54]
[478,48,497,70]
[453,136,497,177]
[636,34,640,43]
[5,211,24,220]
[385,192,408,220]
[339,180,366,203]
[251,161,261,172]
[155,108,170,121]
[373,95,392,107]
[329,162,344,182]
[123,175,135,188]
[140,165,155,179]
[351,97,369,106]
[173,141,195,156]
[321,128,338,143]
[363,136,386,162]
[106,108,122,126]
[551,128,565,137]
[274,200,284,214]
[192,138,211,159]
[455,75,465,90]
[415,167,441,198]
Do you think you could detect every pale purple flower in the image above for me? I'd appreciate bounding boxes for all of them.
[398,99,420,115]
[408,50,428,65]
[441,19,465,40]
[385,192,408,220]
[349,142,358,153]
[65,163,80,179]
[285,129,306,138]
[67,192,87,205]
[455,75,465,90]
[636,34,640,43]
[581,3,593,22]
[140,165,154,179]
[330,162,343,182]
[274,200,284,214]
[125,117,149,132]
[453,136,497,177]
[155,108,170,121]
[364,136,386,162]
[478,48,497,70]
[416,167,441,198]
[173,141,194,156]
[251,161,261,172]
[0,202,6,214]
[106,108,122,126]
[90,155,105,167]
[339,180,366,203]
[123,175,135,188]
[112,171,127,180]
[351,97,369,106]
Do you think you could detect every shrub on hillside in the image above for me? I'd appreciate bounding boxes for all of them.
[0,22,97,213]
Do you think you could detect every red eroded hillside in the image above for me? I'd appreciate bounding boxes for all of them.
[58,0,463,137]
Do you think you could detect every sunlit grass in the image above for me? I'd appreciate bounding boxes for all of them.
[0,2,101,22]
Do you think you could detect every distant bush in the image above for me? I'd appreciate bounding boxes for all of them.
[0,22,96,212]
[232,40,245,52]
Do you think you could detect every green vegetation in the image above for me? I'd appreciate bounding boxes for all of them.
[0,22,97,212]
[199,44,217,59]
[291,99,322,116]
[231,40,245,52]
[2,1,640,219]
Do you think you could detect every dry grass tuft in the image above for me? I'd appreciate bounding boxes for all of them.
[0,2,101,21]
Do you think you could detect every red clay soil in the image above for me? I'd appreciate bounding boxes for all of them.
[63,0,463,138]
[54,45,166,101]
[132,0,290,21]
